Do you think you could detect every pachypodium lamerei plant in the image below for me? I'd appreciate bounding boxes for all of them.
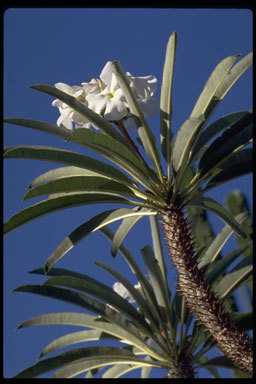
[4,31,253,377]
[9,212,253,378]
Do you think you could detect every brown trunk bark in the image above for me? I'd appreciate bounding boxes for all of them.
[161,204,253,375]
[167,356,195,378]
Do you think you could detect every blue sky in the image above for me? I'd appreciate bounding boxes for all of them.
[4,8,252,378]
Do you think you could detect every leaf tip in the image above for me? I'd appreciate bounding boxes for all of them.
[44,263,50,275]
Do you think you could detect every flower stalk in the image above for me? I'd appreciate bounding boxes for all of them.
[161,203,253,374]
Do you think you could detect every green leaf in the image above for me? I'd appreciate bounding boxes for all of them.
[111,61,164,183]
[171,116,204,174]
[14,344,157,378]
[29,166,110,188]
[4,145,133,186]
[29,84,128,144]
[197,355,240,370]
[71,128,160,194]
[191,111,251,163]
[94,261,164,346]
[174,53,251,195]
[23,176,138,201]
[141,245,168,314]
[206,242,252,285]
[214,52,252,101]
[160,31,177,175]
[39,329,120,358]
[52,352,164,379]
[111,208,148,257]
[149,216,167,285]
[203,148,252,193]
[102,364,141,378]
[198,212,250,269]
[4,194,136,234]
[99,227,161,305]
[187,196,247,239]
[4,118,72,140]
[215,254,252,299]
[44,208,156,273]
[172,55,240,187]
[190,55,240,119]
[198,112,252,178]
[100,226,169,336]
[16,310,168,363]
[43,275,152,335]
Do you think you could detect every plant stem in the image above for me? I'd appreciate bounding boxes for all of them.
[166,356,195,378]
[161,204,253,375]
[115,120,146,164]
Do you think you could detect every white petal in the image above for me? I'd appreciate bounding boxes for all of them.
[104,98,127,121]
[71,110,90,125]
[82,79,100,95]
[57,108,73,130]
[138,96,160,117]
[52,99,63,107]
[86,93,107,115]
[100,61,113,86]
[75,121,91,129]
[123,117,137,130]
[55,82,72,93]
[132,75,158,98]
[113,282,129,298]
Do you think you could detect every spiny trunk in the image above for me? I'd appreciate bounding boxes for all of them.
[167,356,195,378]
[161,204,253,375]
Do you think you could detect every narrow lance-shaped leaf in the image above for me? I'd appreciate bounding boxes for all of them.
[102,363,142,379]
[4,118,72,140]
[171,116,204,195]
[198,112,252,178]
[14,343,164,379]
[186,196,247,239]
[203,148,252,193]
[111,61,164,184]
[94,260,166,349]
[16,309,168,363]
[70,128,163,197]
[51,351,166,379]
[111,208,149,257]
[198,211,250,269]
[160,31,177,182]
[44,208,156,273]
[43,275,153,336]
[29,84,128,145]
[4,193,138,235]
[214,52,252,102]
[215,254,252,300]
[99,225,176,356]
[23,176,139,201]
[39,329,120,358]
[206,242,252,285]
[190,55,240,119]
[172,55,241,193]
[191,110,251,163]
[140,246,169,318]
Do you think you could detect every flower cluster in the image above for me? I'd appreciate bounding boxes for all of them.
[52,61,159,130]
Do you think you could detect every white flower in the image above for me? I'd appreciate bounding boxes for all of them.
[52,62,159,131]
[126,72,159,117]
[86,61,159,126]
[52,82,91,130]
[113,281,138,303]
[85,61,128,121]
